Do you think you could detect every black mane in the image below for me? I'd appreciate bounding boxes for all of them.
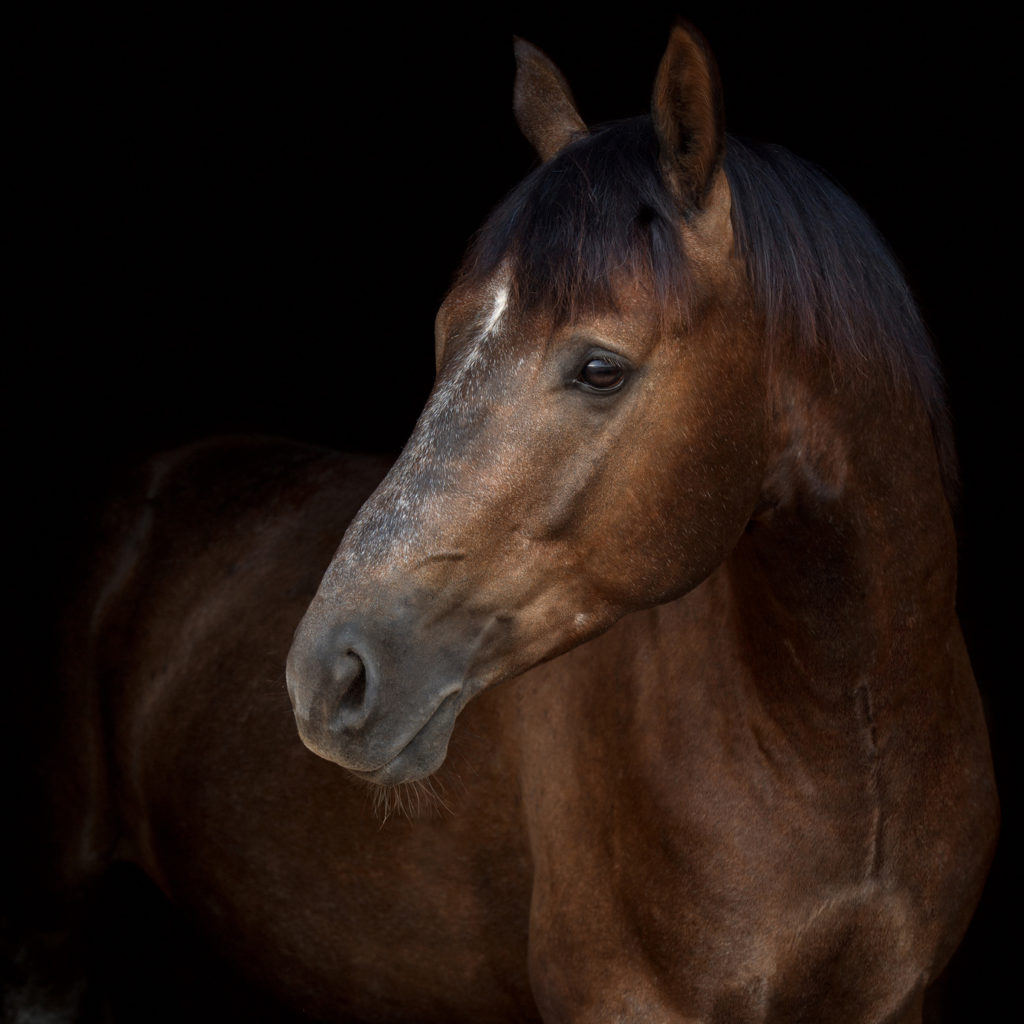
[725,135,957,496]
[460,116,956,495]
[462,117,692,321]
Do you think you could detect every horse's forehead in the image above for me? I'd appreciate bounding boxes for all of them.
[437,274,516,383]
[445,269,513,342]
[424,273,522,425]
[446,269,651,356]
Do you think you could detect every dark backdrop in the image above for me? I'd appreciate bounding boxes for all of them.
[11,3,1014,1020]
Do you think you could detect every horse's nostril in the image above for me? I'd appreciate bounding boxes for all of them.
[336,650,368,715]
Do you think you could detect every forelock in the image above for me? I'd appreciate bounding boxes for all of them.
[458,117,693,325]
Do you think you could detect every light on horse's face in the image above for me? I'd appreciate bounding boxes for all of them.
[288,255,765,782]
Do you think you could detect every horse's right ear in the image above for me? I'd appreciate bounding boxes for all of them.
[513,37,587,161]
[652,22,725,210]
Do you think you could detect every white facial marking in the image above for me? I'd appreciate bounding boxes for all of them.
[483,282,509,338]
[420,277,509,428]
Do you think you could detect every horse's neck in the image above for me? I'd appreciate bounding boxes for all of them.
[719,370,959,755]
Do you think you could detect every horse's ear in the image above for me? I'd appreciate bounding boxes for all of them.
[652,22,725,210]
[513,37,587,162]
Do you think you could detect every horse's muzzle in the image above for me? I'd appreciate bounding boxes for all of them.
[285,602,465,782]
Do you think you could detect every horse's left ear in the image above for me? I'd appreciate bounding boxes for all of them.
[513,37,587,161]
[652,22,725,210]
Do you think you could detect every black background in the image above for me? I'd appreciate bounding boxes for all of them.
[11,3,1015,1020]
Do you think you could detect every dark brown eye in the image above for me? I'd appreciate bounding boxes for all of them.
[577,356,626,392]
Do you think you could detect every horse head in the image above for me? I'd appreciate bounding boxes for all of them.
[286,26,769,783]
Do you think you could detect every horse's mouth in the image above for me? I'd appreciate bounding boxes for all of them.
[345,691,462,785]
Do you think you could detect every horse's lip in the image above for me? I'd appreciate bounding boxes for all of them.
[346,690,462,784]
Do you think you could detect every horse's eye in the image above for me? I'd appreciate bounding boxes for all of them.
[577,357,626,393]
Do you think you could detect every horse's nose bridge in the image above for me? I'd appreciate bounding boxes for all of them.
[337,357,529,570]
[336,469,511,589]
[336,451,459,571]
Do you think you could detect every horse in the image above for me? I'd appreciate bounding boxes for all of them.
[5,22,998,1024]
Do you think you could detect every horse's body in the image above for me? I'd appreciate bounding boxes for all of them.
[9,25,997,1024]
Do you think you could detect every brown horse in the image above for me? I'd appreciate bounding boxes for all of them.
[7,23,997,1024]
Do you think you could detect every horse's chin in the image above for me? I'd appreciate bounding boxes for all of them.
[298,690,460,786]
[344,737,449,786]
